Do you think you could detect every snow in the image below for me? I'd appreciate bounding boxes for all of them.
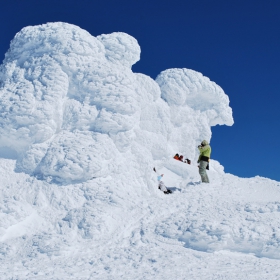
[0,22,279,279]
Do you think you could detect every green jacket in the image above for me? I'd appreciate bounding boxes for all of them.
[197,144,211,163]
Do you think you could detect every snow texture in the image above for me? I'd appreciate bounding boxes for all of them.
[0,22,279,279]
[0,22,233,184]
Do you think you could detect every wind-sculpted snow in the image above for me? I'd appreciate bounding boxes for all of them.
[1,22,280,280]
[97,32,140,67]
[0,22,233,183]
[156,68,233,127]
[155,69,233,158]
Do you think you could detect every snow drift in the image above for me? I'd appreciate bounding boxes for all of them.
[0,22,233,184]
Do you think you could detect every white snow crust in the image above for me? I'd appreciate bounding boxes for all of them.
[0,22,279,279]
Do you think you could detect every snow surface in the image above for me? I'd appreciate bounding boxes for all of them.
[0,22,279,279]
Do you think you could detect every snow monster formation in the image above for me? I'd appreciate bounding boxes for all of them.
[0,22,233,184]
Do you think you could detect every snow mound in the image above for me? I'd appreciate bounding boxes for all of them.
[156,68,234,126]
[0,22,233,184]
[97,32,140,67]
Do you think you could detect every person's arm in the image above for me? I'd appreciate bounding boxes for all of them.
[198,145,210,153]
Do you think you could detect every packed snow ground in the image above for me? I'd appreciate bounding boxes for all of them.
[0,22,280,279]
[0,158,280,279]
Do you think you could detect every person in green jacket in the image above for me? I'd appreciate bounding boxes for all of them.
[197,140,211,183]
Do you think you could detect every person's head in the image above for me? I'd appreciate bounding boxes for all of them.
[201,140,208,146]
[161,174,164,177]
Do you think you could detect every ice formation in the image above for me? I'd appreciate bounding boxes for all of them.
[2,23,280,280]
[0,22,233,184]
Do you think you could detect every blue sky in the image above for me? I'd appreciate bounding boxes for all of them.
[1,0,280,181]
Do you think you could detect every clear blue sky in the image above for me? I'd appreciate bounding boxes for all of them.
[1,0,280,181]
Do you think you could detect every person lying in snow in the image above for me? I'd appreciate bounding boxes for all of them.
[173,153,183,161]
[153,168,172,194]
[174,154,191,164]
[173,153,179,160]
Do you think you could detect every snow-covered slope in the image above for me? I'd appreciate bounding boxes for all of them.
[0,158,280,279]
[0,22,279,279]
